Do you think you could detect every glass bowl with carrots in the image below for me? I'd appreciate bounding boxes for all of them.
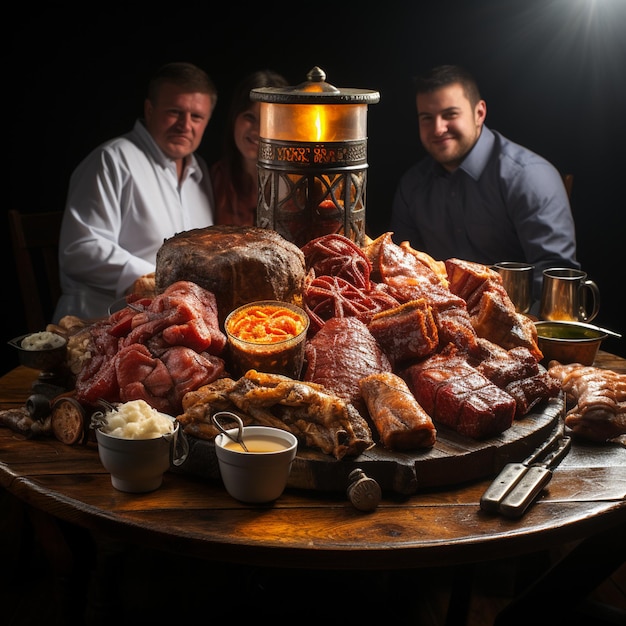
[224,301,309,379]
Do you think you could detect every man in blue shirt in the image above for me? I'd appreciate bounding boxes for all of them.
[390,64,579,304]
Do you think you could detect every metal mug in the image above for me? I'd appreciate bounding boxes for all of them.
[539,268,600,323]
[491,262,534,314]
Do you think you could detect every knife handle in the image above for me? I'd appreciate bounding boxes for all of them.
[480,462,529,513]
[498,465,553,518]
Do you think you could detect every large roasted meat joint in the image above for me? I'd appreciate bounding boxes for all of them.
[155,225,307,325]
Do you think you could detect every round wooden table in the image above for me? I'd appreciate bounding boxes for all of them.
[1,352,624,570]
[2,352,625,625]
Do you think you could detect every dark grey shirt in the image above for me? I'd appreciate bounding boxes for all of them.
[390,125,579,301]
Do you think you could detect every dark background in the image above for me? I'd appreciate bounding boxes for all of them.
[7,0,626,373]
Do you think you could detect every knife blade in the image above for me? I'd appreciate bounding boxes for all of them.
[480,427,563,513]
[498,435,571,518]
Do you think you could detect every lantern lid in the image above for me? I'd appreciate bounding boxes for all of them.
[250,66,380,105]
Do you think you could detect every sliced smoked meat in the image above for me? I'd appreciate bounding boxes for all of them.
[303,316,392,416]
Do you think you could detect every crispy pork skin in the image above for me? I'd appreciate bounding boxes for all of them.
[155,225,306,325]
[178,370,374,459]
[445,257,542,360]
[367,299,439,367]
[360,372,437,450]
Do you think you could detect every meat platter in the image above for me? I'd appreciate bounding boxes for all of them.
[168,231,563,495]
[50,228,567,495]
[177,394,563,495]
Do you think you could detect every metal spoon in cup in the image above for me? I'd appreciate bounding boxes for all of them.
[90,398,119,430]
[212,411,249,452]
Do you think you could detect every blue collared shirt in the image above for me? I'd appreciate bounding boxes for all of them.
[390,125,579,302]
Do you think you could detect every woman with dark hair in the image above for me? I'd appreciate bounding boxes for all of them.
[211,69,289,226]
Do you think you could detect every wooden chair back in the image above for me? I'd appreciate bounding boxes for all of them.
[9,209,64,333]
[562,173,574,200]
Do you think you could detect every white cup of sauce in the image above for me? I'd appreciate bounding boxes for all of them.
[213,412,298,503]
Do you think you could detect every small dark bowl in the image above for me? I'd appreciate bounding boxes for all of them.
[8,333,68,371]
[535,321,606,366]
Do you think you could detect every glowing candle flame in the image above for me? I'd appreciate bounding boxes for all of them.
[259,102,367,142]
[303,105,327,141]
[314,109,322,141]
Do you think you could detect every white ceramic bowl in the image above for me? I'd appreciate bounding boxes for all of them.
[214,424,298,503]
[96,418,186,493]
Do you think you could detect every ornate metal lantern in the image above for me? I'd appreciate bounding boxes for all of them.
[250,67,380,247]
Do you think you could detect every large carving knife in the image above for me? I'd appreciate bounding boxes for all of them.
[498,435,571,518]
[480,428,564,513]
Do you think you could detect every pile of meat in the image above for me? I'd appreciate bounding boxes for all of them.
[177,232,558,454]
[72,281,228,415]
[297,233,559,442]
[69,229,562,457]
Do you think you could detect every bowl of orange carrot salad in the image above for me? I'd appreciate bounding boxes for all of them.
[224,301,310,379]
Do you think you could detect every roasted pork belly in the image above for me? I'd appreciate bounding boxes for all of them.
[504,372,561,417]
[445,258,542,360]
[475,340,540,387]
[403,346,516,439]
[367,298,439,366]
[474,339,560,417]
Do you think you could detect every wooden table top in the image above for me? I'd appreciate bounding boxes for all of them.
[1,352,625,571]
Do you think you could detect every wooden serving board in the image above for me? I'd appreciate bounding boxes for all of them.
[177,395,563,495]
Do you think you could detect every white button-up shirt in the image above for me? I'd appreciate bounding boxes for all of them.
[54,119,215,322]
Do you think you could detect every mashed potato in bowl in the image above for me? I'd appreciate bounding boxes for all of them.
[100,399,175,439]
[21,331,66,351]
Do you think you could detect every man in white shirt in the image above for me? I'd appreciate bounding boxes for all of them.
[54,62,218,322]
